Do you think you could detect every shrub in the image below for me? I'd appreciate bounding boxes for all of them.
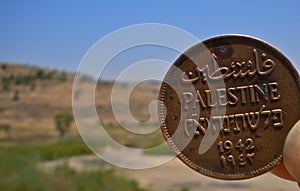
[55,113,73,137]
[1,64,7,70]
[13,90,19,101]
[36,69,45,79]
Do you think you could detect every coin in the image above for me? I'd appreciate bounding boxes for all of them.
[159,35,300,180]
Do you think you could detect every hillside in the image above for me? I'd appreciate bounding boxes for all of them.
[0,63,160,144]
[0,63,74,140]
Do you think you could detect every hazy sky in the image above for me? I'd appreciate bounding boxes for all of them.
[1,1,300,78]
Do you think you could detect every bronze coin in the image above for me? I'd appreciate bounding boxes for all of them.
[159,35,300,180]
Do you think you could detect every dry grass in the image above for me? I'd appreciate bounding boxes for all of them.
[0,63,162,146]
[0,63,75,142]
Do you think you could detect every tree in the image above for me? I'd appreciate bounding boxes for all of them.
[30,82,36,91]
[13,90,19,101]
[1,64,7,70]
[36,69,45,79]
[55,113,73,138]
[14,74,22,85]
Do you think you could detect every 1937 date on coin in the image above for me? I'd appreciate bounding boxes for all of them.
[159,35,300,180]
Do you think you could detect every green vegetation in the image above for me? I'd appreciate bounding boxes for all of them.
[178,188,190,191]
[104,124,166,149]
[55,113,73,138]
[1,136,92,160]
[0,63,67,92]
[143,143,174,155]
[1,64,7,70]
[0,136,147,191]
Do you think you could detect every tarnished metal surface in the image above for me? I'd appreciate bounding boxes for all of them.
[159,35,300,180]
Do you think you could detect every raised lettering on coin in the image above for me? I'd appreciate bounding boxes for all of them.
[159,35,300,180]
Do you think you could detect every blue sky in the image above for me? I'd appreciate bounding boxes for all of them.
[1,1,300,76]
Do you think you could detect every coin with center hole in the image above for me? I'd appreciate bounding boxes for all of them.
[159,35,300,180]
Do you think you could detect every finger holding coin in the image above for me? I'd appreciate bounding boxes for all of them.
[271,162,295,181]
[271,120,300,187]
[283,120,300,183]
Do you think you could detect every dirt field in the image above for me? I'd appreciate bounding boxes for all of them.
[40,152,298,191]
[123,157,297,191]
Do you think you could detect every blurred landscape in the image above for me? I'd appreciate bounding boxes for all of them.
[0,62,298,191]
[0,62,156,191]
